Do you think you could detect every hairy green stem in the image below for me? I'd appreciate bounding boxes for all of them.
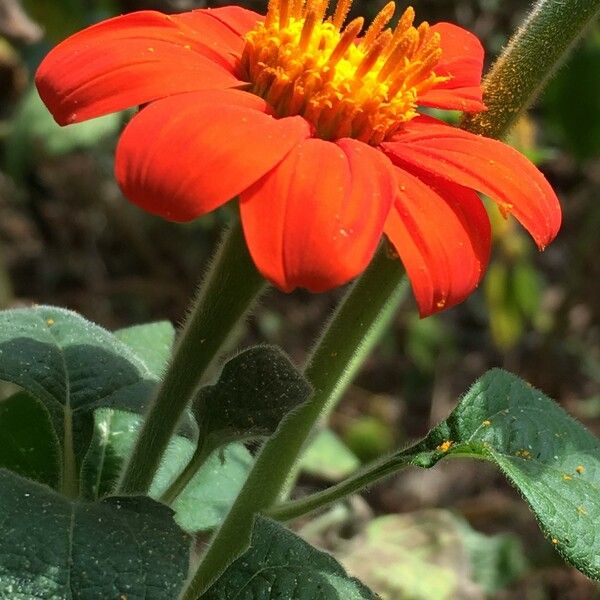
[118,219,265,495]
[268,454,415,522]
[268,449,485,521]
[180,247,407,599]
[462,0,600,138]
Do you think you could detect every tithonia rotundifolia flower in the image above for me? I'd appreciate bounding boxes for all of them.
[35,0,561,316]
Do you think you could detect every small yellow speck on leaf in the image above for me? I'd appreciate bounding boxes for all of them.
[482,419,491,427]
[437,440,453,453]
[46,318,55,326]
[551,538,559,545]
[515,449,531,459]
[562,474,572,481]
[576,465,585,474]
[577,506,588,516]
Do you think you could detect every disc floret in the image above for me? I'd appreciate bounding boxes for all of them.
[241,0,448,144]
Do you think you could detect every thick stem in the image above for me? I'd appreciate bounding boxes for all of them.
[118,219,265,495]
[462,0,600,138]
[180,247,407,599]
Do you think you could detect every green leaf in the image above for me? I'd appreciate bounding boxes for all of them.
[0,390,60,487]
[83,408,253,531]
[0,468,190,599]
[278,370,600,580]
[402,369,600,580]
[340,511,526,600]
[205,516,377,599]
[167,443,254,533]
[301,428,360,481]
[115,321,175,379]
[193,346,312,446]
[0,306,156,482]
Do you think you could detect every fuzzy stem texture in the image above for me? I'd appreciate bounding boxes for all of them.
[118,219,265,495]
[180,247,408,599]
[462,0,600,138]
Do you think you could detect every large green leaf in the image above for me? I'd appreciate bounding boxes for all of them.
[0,390,60,487]
[0,306,156,481]
[83,408,253,531]
[115,321,175,379]
[193,346,312,446]
[0,469,190,599]
[167,442,254,533]
[404,369,600,579]
[275,369,600,580]
[205,517,377,599]
[83,321,199,500]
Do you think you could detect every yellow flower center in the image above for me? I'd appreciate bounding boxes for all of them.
[240,0,448,145]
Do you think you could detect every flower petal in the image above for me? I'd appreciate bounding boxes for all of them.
[240,138,396,292]
[35,10,243,125]
[419,23,485,112]
[385,167,491,317]
[115,90,310,222]
[170,7,260,54]
[382,119,561,249]
[197,6,262,37]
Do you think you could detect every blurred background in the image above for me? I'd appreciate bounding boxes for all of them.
[0,0,599,597]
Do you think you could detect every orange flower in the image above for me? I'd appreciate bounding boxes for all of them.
[35,0,561,316]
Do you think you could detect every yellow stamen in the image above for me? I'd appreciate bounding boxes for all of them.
[389,6,415,49]
[378,26,420,81]
[304,0,328,20]
[355,30,392,80]
[331,0,352,29]
[292,0,305,18]
[315,0,330,22]
[265,0,278,27]
[327,17,364,66]
[279,0,291,27]
[361,1,395,49]
[241,0,449,144]
[300,11,318,51]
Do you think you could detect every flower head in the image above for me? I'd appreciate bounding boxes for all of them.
[35,0,561,316]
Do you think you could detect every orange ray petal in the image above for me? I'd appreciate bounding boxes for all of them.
[418,22,485,112]
[240,138,395,292]
[35,10,246,125]
[385,167,491,317]
[382,117,561,249]
[194,6,262,37]
[115,90,310,222]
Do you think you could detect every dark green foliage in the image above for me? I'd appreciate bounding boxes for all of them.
[205,517,377,600]
[0,469,190,599]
